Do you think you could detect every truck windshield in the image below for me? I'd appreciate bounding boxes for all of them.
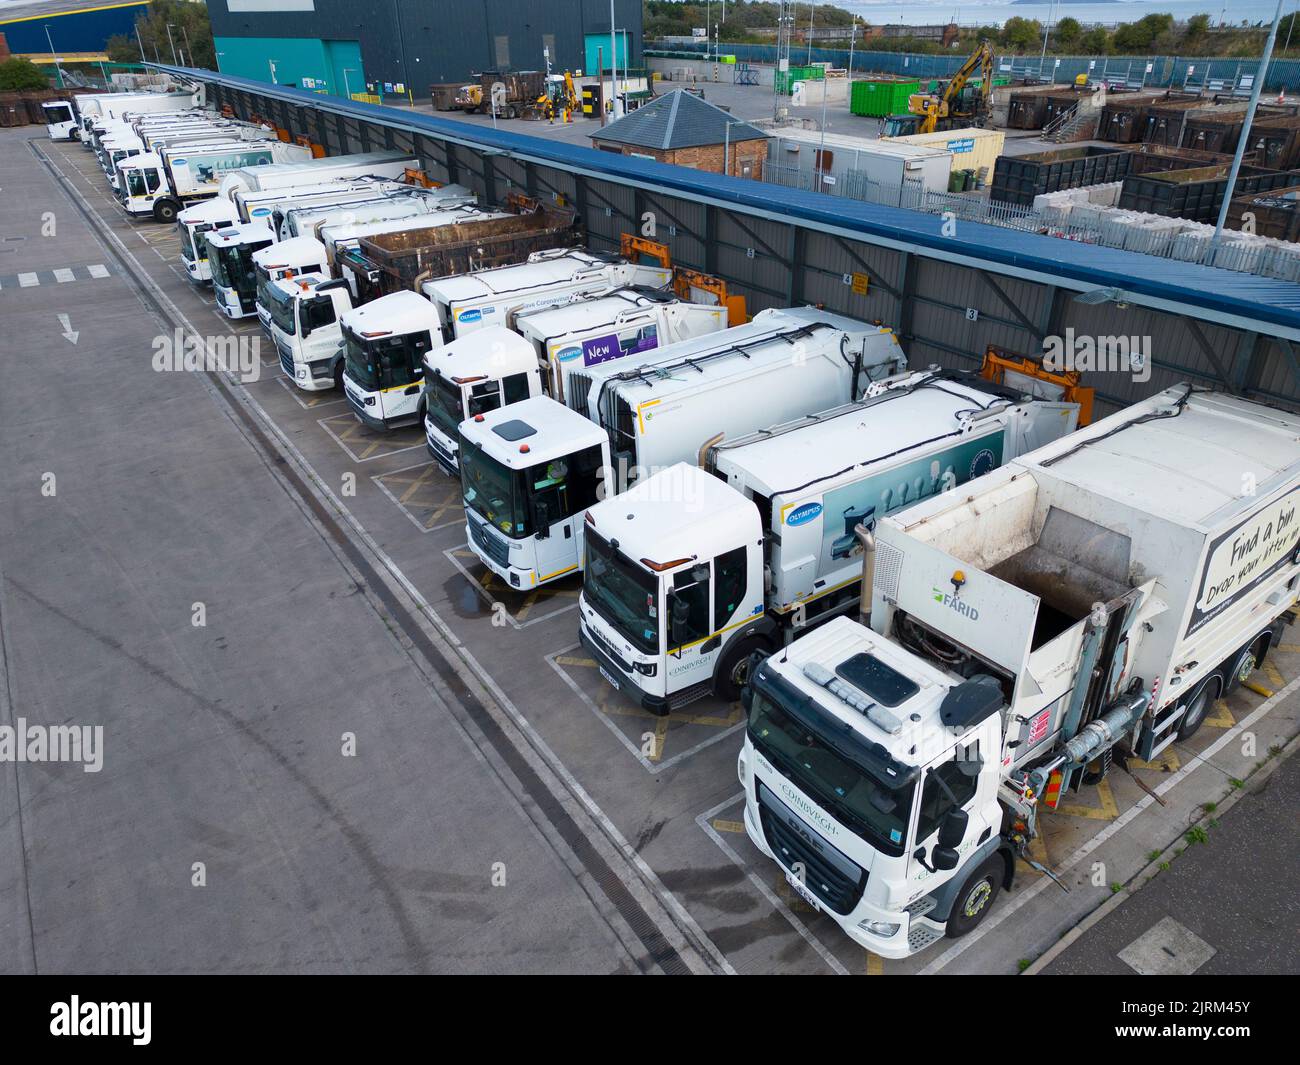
[748,685,915,858]
[264,283,297,336]
[45,105,73,124]
[179,225,198,262]
[255,264,278,314]
[459,440,530,538]
[343,329,428,392]
[215,241,269,298]
[206,237,232,288]
[584,529,660,655]
[425,373,465,437]
[124,169,151,198]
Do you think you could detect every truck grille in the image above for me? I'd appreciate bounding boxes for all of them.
[566,370,595,417]
[469,517,511,568]
[277,342,294,379]
[585,623,631,674]
[758,782,867,916]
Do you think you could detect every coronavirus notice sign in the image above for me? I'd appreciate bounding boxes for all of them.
[1187,487,1300,637]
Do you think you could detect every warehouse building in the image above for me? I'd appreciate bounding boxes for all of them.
[0,0,149,63]
[206,0,642,100]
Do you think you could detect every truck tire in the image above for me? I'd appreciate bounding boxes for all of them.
[714,635,773,702]
[1224,640,1262,693]
[1176,674,1222,742]
[153,200,178,224]
[945,855,1003,939]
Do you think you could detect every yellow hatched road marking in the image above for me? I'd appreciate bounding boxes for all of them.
[1264,662,1285,687]
[866,952,885,976]
[1055,778,1119,821]
[711,818,745,834]
[1129,748,1181,772]
[1204,699,1236,729]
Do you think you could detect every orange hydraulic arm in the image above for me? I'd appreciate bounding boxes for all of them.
[981,347,1094,426]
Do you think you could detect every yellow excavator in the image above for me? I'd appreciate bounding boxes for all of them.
[527,71,579,121]
[884,42,994,137]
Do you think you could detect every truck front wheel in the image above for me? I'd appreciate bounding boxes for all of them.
[714,635,772,703]
[945,856,1003,939]
[1176,674,1222,742]
[153,200,178,224]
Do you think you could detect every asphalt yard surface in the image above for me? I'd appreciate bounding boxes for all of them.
[1,125,1296,974]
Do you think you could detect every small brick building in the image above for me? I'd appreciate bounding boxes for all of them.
[591,89,770,180]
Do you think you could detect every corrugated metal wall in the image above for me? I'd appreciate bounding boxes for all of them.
[211,80,1300,418]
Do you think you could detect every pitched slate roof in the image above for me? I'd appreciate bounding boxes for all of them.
[591,89,770,151]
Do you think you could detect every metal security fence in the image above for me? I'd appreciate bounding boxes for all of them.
[650,41,1300,94]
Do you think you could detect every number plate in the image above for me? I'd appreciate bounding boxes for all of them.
[598,666,621,691]
[786,872,821,912]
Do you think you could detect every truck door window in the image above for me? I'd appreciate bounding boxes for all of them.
[303,296,336,332]
[145,169,161,193]
[528,444,603,523]
[503,372,531,404]
[915,750,979,844]
[468,381,501,417]
[713,547,748,631]
[670,567,711,649]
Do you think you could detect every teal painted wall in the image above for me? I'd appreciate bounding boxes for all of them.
[584,31,629,74]
[214,37,363,98]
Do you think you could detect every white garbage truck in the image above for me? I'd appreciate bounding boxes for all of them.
[206,221,275,318]
[216,151,422,200]
[339,290,441,427]
[422,288,728,472]
[512,288,728,406]
[42,100,78,140]
[115,140,312,222]
[578,367,1081,711]
[267,208,497,391]
[423,250,673,346]
[458,309,906,591]
[737,385,1300,957]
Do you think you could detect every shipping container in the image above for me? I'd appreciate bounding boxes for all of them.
[1119,164,1300,222]
[883,126,1004,176]
[850,77,920,118]
[344,194,582,300]
[1244,116,1300,171]
[767,127,952,198]
[1097,94,1160,143]
[1126,142,1239,176]
[1227,184,1300,241]
[990,145,1134,206]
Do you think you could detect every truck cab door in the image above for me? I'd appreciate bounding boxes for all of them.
[665,563,715,694]
[907,745,987,887]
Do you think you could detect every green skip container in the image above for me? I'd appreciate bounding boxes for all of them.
[850,78,921,118]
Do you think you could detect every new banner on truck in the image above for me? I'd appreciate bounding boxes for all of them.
[1188,486,1300,637]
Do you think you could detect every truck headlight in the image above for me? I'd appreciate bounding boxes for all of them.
[858,920,900,937]
[737,753,747,785]
[633,660,657,676]
[296,368,307,380]
[364,396,376,406]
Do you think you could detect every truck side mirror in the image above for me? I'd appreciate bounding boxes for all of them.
[937,808,968,849]
[669,594,690,648]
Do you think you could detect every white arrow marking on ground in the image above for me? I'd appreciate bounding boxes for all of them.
[58,313,78,344]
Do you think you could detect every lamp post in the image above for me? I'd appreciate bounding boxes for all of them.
[1213,0,1286,247]
[609,0,621,120]
[44,24,64,89]
[165,23,179,65]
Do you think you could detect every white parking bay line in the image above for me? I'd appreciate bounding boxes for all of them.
[54,268,75,283]
[18,272,38,287]
[87,264,109,278]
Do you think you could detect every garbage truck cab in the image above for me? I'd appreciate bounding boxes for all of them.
[340,290,438,429]
[206,221,275,319]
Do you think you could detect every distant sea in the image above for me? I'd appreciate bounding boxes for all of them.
[841,0,1291,30]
